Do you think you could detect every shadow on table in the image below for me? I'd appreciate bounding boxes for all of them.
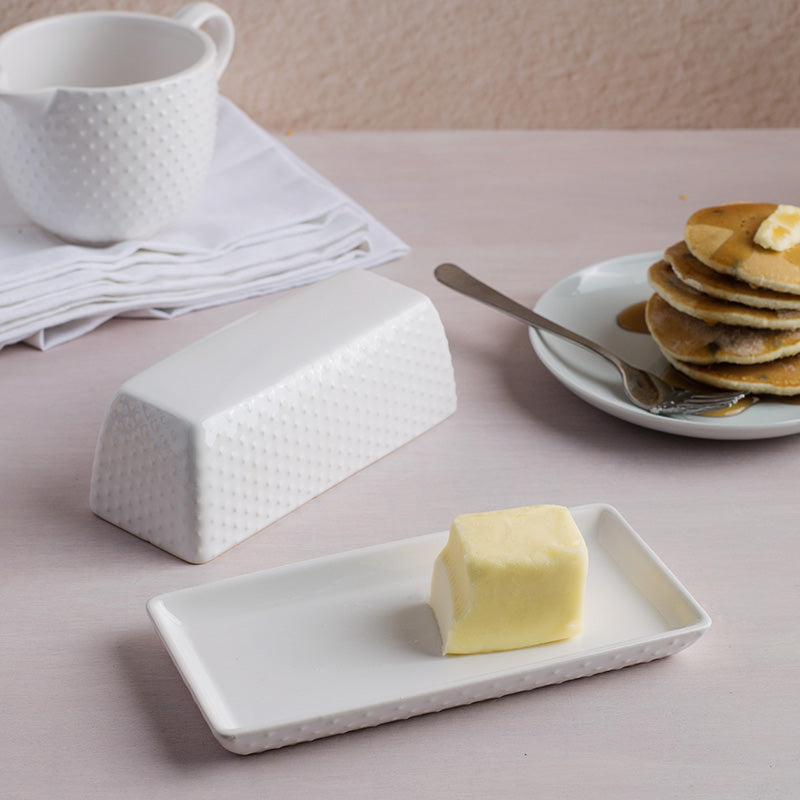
[115,631,231,766]
[455,323,628,444]
[495,327,798,456]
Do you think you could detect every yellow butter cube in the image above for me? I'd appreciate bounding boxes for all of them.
[754,204,800,251]
[429,505,588,655]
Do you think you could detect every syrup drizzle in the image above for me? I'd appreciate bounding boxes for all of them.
[615,301,648,334]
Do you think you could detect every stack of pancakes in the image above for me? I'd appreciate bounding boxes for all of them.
[645,202,800,395]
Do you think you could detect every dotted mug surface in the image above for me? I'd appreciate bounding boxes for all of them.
[0,3,234,244]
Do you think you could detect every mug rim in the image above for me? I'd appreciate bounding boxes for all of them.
[0,10,218,94]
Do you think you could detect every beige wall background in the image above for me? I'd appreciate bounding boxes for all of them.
[1,0,798,130]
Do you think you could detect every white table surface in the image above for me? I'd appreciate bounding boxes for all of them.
[2,129,799,798]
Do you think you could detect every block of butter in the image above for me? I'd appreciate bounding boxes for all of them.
[754,204,800,251]
[429,504,588,655]
[90,269,457,563]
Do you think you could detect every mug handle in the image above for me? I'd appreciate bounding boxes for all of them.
[173,2,235,79]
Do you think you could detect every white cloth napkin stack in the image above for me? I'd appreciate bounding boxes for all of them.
[0,98,408,351]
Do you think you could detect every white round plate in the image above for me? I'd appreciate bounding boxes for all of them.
[529,252,800,440]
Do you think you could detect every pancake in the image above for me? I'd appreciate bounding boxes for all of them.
[647,259,800,330]
[665,240,800,311]
[661,351,800,396]
[684,202,800,294]
[645,293,800,365]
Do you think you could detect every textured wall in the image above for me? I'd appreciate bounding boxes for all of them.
[1,0,799,130]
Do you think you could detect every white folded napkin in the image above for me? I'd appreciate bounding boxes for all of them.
[0,98,408,351]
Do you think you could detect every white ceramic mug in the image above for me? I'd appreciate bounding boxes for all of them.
[0,2,234,244]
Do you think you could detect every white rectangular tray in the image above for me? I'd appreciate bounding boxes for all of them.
[147,503,710,754]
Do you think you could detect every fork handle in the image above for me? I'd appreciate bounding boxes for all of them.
[434,263,624,369]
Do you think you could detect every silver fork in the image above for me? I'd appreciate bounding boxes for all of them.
[434,263,747,416]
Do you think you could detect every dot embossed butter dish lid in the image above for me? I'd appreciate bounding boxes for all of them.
[90,268,457,563]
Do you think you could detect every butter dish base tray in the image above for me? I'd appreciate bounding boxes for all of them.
[147,503,710,755]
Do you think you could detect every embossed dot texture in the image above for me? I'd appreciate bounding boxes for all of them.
[0,61,218,243]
